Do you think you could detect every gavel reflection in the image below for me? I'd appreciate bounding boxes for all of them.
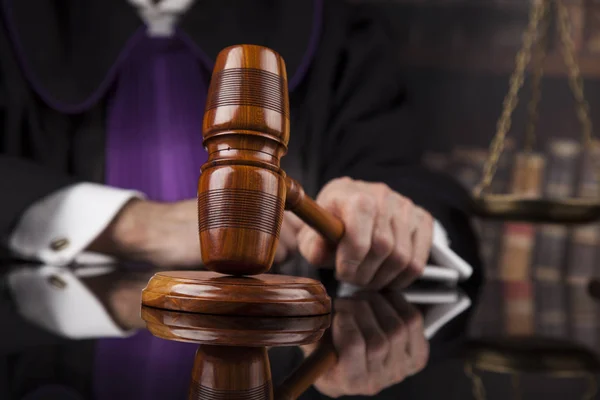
[142,44,349,399]
[141,306,334,400]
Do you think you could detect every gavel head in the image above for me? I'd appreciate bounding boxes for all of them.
[198,44,290,275]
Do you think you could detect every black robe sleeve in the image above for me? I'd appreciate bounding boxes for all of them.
[0,20,79,250]
[0,157,77,246]
[319,3,480,267]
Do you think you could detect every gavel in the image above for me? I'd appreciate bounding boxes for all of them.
[198,44,344,276]
[142,44,344,399]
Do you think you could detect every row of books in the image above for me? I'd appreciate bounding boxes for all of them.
[468,279,599,350]
[423,138,600,283]
[350,0,600,75]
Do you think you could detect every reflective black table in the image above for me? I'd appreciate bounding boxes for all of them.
[1,260,598,399]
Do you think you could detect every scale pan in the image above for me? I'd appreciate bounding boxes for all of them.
[473,194,600,224]
[466,337,600,376]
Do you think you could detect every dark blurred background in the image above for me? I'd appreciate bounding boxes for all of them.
[344,1,600,397]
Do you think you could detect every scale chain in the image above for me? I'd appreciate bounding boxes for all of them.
[474,0,547,196]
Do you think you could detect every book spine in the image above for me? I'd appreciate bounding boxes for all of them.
[533,139,580,282]
[535,280,567,338]
[480,139,515,279]
[567,284,598,349]
[584,3,600,55]
[567,141,600,283]
[503,280,535,335]
[498,152,546,281]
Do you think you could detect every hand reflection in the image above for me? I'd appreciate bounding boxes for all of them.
[303,291,429,398]
[80,268,156,331]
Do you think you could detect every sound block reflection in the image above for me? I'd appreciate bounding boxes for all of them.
[141,271,331,317]
[141,306,331,347]
[141,305,335,400]
[466,337,600,376]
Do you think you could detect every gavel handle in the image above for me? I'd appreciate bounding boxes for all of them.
[280,177,341,398]
[284,177,345,243]
[274,331,337,400]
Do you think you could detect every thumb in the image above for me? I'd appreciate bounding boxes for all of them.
[297,225,335,267]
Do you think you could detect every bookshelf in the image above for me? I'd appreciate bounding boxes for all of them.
[354,0,600,78]
[400,47,600,78]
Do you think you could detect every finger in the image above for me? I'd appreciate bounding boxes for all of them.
[366,294,409,382]
[297,224,334,266]
[274,212,303,263]
[385,293,429,376]
[367,195,414,289]
[352,185,395,287]
[368,294,405,346]
[285,211,304,231]
[334,192,376,284]
[389,210,432,288]
[296,180,356,267]
[275,225,295,264]
[347,299,389,382]
[333,311,368,396]
[411,208,433,274]
[366,294,406,381]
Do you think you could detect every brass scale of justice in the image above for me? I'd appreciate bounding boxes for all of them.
[461,0,600,399]
[472,0,600,224]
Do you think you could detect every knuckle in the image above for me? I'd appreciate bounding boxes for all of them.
[409,258,426,276]
[348,337,365,353]
[390,323,409,344]
[337,259,362,280]
[374,182,391,197]
[345,379,365,394]
[423,211,434,227]
[392,244,412,267]
[394,369,408,383]
[408,312,425,332]
[348,192,376,214]
[363,384,382,396]
[371,230,395,256]
[330,176,352,187]
[368,336,390,359]
[321,176,352,196]
[398,195,414,209]
[416,342,431,371]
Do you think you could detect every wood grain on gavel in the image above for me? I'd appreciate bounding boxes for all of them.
[143,44,346,400]
[198,44,344,276]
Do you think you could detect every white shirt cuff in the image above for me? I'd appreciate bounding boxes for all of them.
[7,265,135,339]
[9,183,145,265]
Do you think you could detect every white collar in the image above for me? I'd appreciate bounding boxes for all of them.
[128,0,196,37]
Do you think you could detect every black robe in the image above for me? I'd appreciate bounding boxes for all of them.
[0,0,482,398]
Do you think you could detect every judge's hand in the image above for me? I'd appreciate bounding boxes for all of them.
[301,292,429,398]
[89,199,302,268]
[89,199,202,268]
[297,177,434,289]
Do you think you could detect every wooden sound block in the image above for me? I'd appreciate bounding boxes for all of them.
[141,306,331,347]
[141,271,331,317]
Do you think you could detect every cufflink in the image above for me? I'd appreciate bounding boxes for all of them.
[48,275,67,289]
[50,238,69,251]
